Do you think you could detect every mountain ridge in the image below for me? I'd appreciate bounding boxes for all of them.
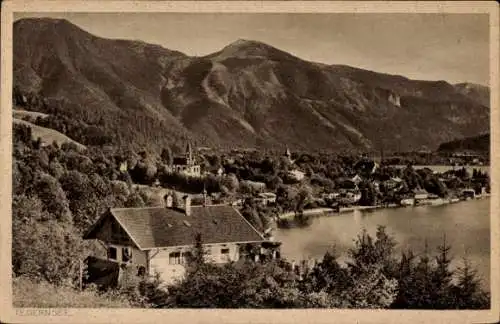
[13,18,490,153]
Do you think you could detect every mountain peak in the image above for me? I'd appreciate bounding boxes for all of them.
[227,38,266,47]
[221,38,277,53]
[211,38,300,63]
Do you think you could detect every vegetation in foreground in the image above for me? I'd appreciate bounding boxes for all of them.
[13,225,490,309]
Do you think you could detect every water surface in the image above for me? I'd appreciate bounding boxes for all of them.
[275,198,491,289]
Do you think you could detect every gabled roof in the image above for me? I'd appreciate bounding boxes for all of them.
[413,188,429,195]
[84,205,267,250]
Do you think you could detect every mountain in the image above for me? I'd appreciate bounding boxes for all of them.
[437,133,490,153]
[453,83,490,107]
[13,18,490,153]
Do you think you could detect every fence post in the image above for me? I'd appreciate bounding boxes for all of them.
[79,259,83,291]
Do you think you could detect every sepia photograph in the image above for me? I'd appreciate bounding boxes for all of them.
[1,1,499,323]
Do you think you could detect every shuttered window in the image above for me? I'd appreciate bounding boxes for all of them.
[169,252,181,265]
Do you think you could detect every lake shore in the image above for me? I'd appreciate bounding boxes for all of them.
[277,193,491,221]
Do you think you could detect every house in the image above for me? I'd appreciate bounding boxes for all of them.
[351,174,363,186]
[241,180,267,192]
[413,188,429,200]
[119,161,128,173]
[400,198,415,206]
[287,169,305,181]
[337,190,362,205]
[321,192,340,200]
[83,195,279,285]
[461,188,476,199]
[172,142,201,177]
[384,177,403,190]
[256,192,277,206]
[336,178,358,191]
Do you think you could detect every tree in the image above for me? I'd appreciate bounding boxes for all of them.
[410,241,434,307]
[222,173,239,193]
[130,160,157,185]
[295,184,313,214]
[303,251,351,295]
[33,171,72,223]
[429,235,454,308]
[13,195,86,285]
[161,147,174,166]
[164,259,303,308]
[267,175,283,191]
[124,191,146,208]
[241,199,264,231]
[359,181,378,206]
[451,258,490,309]
[185,233,207,272]
[391,249,417,308]
[340,264,398,308]
[276,185,298,212]
[48,160,65,180]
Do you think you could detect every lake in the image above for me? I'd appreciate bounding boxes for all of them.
[393,165,490,175]
[275,198,491,289]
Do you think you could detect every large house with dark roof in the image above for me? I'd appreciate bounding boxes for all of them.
[83,194,279,285]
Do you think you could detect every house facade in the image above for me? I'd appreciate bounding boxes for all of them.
[83,195,279,285]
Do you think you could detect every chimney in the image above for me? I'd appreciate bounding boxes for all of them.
[164,193,173,208]
[183,195,191,216]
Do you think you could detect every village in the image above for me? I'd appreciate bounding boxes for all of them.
[81,142,490,286]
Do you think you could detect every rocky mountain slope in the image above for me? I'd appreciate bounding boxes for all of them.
[13,18,490,153]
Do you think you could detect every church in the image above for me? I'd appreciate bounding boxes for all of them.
[172,142,201,177]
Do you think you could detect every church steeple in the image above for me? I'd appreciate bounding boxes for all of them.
[185,141,193,165]
[285,145,291,160]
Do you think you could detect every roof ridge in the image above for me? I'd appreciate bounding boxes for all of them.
[111,206,165,211]
[230,207,267,241]
[190,203,232,208]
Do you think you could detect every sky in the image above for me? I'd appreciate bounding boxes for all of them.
[14,12,490,85]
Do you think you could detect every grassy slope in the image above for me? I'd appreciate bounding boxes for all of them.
[13,109,49,120]
[13,118,86,151]
[13,278,130,308]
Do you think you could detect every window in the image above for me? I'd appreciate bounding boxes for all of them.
[137,266,146,277]
[122,247,132,263]
[169,252,181,265]
[220,248,230,262]
[107,246,117,260]
[181,252,192,264]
